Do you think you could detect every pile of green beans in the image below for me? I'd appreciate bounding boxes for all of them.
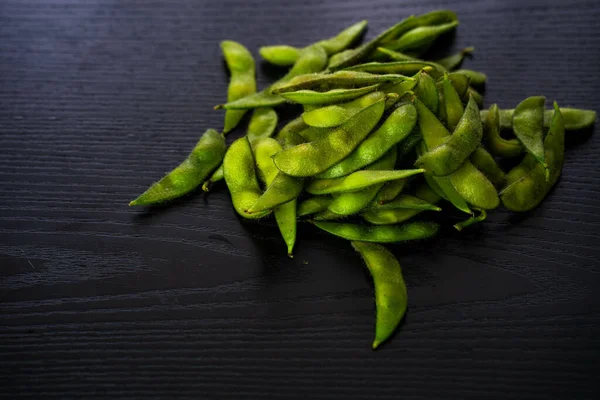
[129,11,597,349]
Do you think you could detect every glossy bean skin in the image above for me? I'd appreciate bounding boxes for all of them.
[306,168,424,195]
[259,45,300,66]
[297,196,333,217]
[252,138,298,256]
[247,107,278,144]
[470,146,506,188]
[454,69,486,89]
[130,129,226,206]
[351,241,408,349]
[327,148,397,216]
[482,104,523,158]
[385,21,459,54]
[219,44,328,110]
[313,220,439,243]
[435,47,474,71]
[501,103,565,212]
[417,96,483,177]
[221,41,256,134]
[362,182,442,225]
[223,137,270,219]
[480,107,597,132]
[328,10,456,70]
[301,91,387,128]
[272,100,385,177]
[512,96,547,169]
[415,71,439,114]
[416,98,499,210]
[316,102,418,178]
[273,71,411,94]
[278,84,381,106]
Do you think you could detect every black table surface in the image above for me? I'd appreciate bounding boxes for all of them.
[1,0,599,398]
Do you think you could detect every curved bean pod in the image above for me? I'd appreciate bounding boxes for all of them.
[374,179,408,204]
[297,196,333,217]
[512,96,547,170]
[351,241,408,349]
[501,103,565,211]
[480,107,597,132]
[307,168,424,195]
[482,104,523,158]
[273,71,411,94]
[454,69,486,89]
[385,21,459,54]
[469,146,506,188]
[345,60,441,76]
[278,84,381,106]
[221,41,256,133]
[301,91,387,128]
[272,100,386,177]
[247,107,278,144]
[130,129,226,206]
[259,45,300,67]
[415,70,439,114]
[435,47,474,71]
[317,102,417,178]
[313,220,439,242]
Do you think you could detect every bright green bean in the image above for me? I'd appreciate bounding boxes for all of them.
[470,146,506,188]
[297,196,333,217]
[259,45,300,66]
[221,41,256,133]
[313,220,439,242]
[247,107,278,144]
[385,21,459,54]
[272,100,385,177]
[278,84,381,106]
[130,129,226,206]
[345,60,441,76]
[306,168,424,195]
[351,241,408,349]
[273,71,411,94]
[374,179,408,204]
[301,91,387,128]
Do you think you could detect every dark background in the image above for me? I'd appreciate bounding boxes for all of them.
[1,0,599,398]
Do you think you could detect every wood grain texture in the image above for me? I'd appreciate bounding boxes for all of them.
[1,0,599,398]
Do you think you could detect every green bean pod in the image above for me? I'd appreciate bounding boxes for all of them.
[435,47,474,71]
[416,96,483,176]
[218,44,328,110]
[480,107,597,132]
[438,72,465,131]
[454,69,486,89]
[482,104,523,158]
[259,45,300,66]
[469,146,506,188]
[362,182,442,225]
[201,163,224,192]
[501,103,565,212]
[278,84,381,106]
[313,220,439,243]
[275,116,308,142]
[223,137,271,219]
[221,41,256,133]
[247,107,278,144]
[384,21,459,54]
[130,129,226,206]
[297,196,334,217]
[273,71,412,94]
[317,102,418,178]
[374,179,409,204]
[512,96,547,171]
[415,71,439,114]
[252,138,298,255]
[326,148,398,216]
[367,194,442,212]
[351,241,408,349]
[302,91,387,128]
[272,100,386,177]
[345,60,442,76]
[307,168,424,195]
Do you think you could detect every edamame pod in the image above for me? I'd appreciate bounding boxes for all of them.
[273,71,411,94]
[415,71,439,114]
[221,41,256,133]
[351,241,408,349]
[247,107,278,144]
[301,91,387,128]
[470,146,506,188]
[223,137,270,219]
[272,100,386,177]
[367,194,442,212]
[345,60,441,76]
[454,208,487,231]
[480,107,597,132]
[435,47,474,71]
[201,163,224,192]
[326,148,398,216]
[307,168,424,195]
[130,129,226,206]
[297,196,333,217]
[501,103,565,211]
[275,116,308,142]
[278,84,381,106]
[454,69,486,89]
[416,96,483,176]
[385,21,459,54]
[313,220,440,242]
[482,104,523,158]
[316,102,418,178]
[375,179,409,204]
[259,45,300,66]
[218,44,328,110]
[439,72,465,131]
[512,96,547,171]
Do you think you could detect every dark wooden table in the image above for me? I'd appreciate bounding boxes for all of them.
[1,0,599,398]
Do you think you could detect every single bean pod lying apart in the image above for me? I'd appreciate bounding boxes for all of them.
[130,11,597,349]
